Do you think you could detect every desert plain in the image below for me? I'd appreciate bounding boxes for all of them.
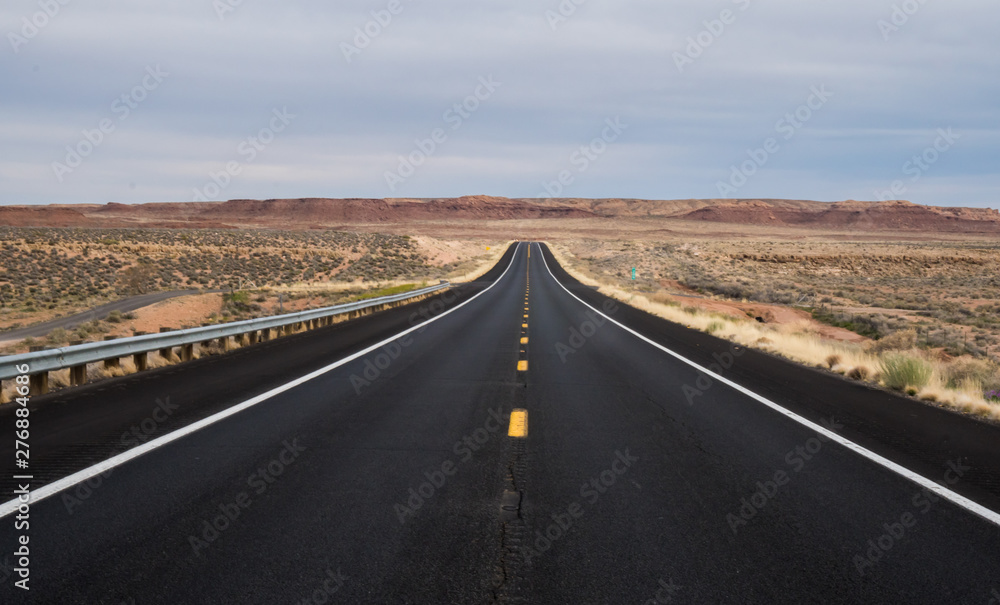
[1,196,998,417]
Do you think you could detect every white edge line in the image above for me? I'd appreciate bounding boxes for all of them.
[0,243,523,519]
[535,243,1000,529]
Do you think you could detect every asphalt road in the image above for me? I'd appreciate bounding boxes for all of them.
[0,290,219,341]
[1,242,999,604]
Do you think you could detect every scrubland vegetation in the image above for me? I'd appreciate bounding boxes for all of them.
[0,226,482,332]
[552,240,1000,422]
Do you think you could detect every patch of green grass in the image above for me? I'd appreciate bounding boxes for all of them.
[811,307,883,339]
[879,353,933,391]
[352,283,418,301]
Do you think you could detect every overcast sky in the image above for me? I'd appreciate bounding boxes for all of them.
[1,0,997,207]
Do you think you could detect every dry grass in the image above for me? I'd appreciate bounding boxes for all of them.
[450,241,515,282]
[547,242,1000,422]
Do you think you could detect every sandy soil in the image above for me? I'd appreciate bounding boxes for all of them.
[655,290,867,344]
[411,235,495,266]
[110,294,224,335]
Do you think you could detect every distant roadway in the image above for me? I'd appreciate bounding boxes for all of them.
[0,289,220,341]
[0,243,998,603]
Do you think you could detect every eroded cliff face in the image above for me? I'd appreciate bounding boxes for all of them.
[1,197,997,233]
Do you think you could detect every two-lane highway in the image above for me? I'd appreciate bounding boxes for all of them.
[1,242,999,603]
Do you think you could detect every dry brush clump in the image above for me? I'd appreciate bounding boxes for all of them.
[548,242,1000,422]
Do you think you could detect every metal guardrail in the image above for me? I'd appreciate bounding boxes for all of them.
[0,283,449,382]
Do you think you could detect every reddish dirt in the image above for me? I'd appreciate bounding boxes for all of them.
[656,291,866,344]
[111,294,224,335]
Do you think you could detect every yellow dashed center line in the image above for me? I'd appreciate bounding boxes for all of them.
[508,409,528,437]
[518,247,530,374]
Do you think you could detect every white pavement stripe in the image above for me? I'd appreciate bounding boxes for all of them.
[536,242,1000,529]
[0,244,523,519]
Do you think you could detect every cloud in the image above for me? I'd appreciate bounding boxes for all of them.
[1,0,997,206]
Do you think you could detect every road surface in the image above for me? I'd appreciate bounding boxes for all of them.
[1,242,998,603]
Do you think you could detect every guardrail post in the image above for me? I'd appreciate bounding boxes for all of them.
[25,346,48,395]
[103,336,120,369]
[218,336,229,352]
[180,343,194,362]
[159,327,175,360]
[133,352,148,371]
[159,347,174,361]
[29,372,49,396]
[70,364,86,386]
[248,331,258,344]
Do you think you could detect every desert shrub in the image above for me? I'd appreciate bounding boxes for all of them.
[869,328,917,353]
[116,263,156,295]
[223,290,260,316]
[812,308,886,339]
[879,354,932,391]
[106,310,123,323]
[47,327,69,344]
[847,366,870,381]
[944,358,999,390]
[706,321,725,335]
